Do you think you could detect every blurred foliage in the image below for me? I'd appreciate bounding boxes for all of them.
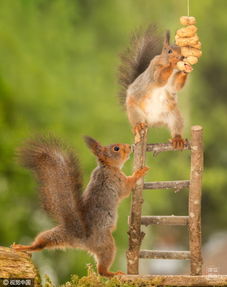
[0,0,227,284]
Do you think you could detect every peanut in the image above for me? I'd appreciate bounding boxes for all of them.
[180,16,196,26]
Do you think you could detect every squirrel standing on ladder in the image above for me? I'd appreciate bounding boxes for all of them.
[119,27,192,148]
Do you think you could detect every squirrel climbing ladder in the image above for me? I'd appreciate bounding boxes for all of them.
[127,125,203,276]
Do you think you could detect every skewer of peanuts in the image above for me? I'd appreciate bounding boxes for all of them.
[175,16,202,73]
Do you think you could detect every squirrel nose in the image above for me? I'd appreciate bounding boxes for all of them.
[180,56,185,61]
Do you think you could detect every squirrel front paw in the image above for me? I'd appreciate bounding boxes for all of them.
[133,122,148,144]
[135,166,149,179]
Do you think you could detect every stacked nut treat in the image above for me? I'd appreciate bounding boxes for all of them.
[176,16,202,73]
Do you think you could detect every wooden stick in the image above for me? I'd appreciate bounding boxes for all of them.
[144,180,190,191]
[127,126,148,275]
[188,125,203,275]
[118,275,227,286]
[140,215,189,226]
[140,250,191,260]
[146,141,191,155]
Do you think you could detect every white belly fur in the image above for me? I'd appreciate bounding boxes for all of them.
[144,70,178,126]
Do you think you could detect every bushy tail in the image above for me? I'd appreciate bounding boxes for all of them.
[118,25,162,105]
[18,135,85,235]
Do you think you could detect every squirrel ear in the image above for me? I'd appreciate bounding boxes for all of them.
[163,30,170,47]
[84,136,103,157]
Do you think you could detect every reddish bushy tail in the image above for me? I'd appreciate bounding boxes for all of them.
[18,136,85,235]
[118,25,162,105]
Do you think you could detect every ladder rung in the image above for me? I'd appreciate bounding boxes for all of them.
[146,142,191,153]
[141,216,189,226]
[144,180,190,190]
[139,250,191,260]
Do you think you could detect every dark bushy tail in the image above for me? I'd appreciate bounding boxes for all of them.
[118,25,162,105]
[18,136,85,235]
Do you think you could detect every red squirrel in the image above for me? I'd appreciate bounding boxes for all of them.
[12,136,149,277]
[119,27,190,148]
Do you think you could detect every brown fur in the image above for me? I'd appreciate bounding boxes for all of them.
[12,136,149,277]
[118,25,162,105]
[119,28,188,146]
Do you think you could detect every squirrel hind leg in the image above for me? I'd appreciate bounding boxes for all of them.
[133,122,148,134]
[98,267,125,277]
[94,233,125,277]
[133,122,148,144]
[12,226,68,252]
[91,232,117,277]
[170,135,186,150]
[11,243,38,252]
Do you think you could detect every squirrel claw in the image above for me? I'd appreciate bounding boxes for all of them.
[100,270,125,277]
[170,135,186,150]
[139,166,150,175]
[11,243,31,252]
[135,166,150,179]
[133,122,148,144]
[113,271,125,276]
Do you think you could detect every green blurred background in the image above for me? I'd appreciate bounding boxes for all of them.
[0,0,227,284]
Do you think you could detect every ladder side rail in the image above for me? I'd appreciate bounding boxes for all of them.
[127,127,148,275]
[188,126,203,275]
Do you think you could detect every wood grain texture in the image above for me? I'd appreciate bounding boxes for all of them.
[0,246,41,287]
[146,141,191,155]
[140,215,189,226]
[127,126,148,275]
[189,125,203,275]
[144,180,190,191]
[139,250,191,260]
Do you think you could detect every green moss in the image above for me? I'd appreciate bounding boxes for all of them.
[44,265,157,287]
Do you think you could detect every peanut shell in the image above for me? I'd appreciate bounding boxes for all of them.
[181,47,202,58]
[184,56,198,65]
[180,16,196,25]
[176,34,199,47]
[193,41,202,49]
[177,61,193,73]
[176,25,197,38]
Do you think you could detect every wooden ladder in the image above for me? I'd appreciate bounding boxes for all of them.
[127,125,203,276]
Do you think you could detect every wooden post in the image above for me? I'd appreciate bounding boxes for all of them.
[127,126,148,274]
[189,125,203,275]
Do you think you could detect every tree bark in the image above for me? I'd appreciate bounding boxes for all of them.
[140,215,189,226]
[146,141,191,155]
[127,126,148,275]
[144,180,189,191]
[188,125,203,275]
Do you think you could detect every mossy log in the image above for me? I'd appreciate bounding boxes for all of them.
[119,274,227,286]
[0,246,41,287]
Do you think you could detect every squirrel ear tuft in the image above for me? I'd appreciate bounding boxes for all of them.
[84,136,102,157]
[163,30,170,47]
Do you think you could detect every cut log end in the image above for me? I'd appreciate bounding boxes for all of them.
[0,246,41,287]
[191,125,203,132]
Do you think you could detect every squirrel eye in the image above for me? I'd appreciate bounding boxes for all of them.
[168,49,173,54]
[113,146,120,152]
